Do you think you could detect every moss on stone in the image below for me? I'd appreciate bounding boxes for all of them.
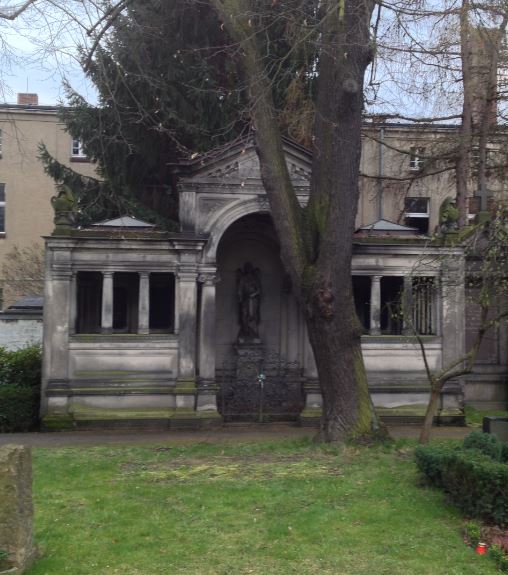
[42,414,75,430]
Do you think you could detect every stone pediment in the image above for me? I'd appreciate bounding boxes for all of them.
[180,138,312,186]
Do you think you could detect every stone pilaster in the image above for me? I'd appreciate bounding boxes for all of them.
[197,271,218,411]
[370,275,382,335]
[41,249,73,414]
[176,269,198,386]
[440,253,466,408]
[101,271,114,334]
[138,272,150,335]
[441,256,466,366]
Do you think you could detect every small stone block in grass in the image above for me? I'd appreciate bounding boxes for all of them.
[0,445,37,574]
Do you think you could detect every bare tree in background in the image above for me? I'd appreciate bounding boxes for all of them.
[1,243,44,308]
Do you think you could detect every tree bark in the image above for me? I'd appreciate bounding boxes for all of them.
[419,384,440,444]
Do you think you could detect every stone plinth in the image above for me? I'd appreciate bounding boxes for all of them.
[0,445,36,574]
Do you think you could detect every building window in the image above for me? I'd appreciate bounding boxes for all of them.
[0,183,5,234]
[411,277,436,336]
[409,147,425,170]
[404,197,429,234]
[0,129,3,157]
[71,138,87,160]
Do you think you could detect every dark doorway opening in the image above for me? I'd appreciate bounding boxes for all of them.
[76,271,102,334]
[149,273,175,332]
[113,273,139,333]
[353,276,371,333]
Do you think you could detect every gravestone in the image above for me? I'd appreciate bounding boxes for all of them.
[0,445,37,574]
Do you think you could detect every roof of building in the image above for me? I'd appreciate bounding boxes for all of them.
[358,219,419,232]
[91,216,156,228]
[8,295,43,309]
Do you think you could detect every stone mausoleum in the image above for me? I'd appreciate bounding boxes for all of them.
[41,139,470,429]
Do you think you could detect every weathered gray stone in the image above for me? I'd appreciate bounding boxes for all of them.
[0,445,36,575]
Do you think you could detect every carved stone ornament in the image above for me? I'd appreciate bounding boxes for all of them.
[50,184,75,235]
[199,197,232,219]
[257,195,270,211]
[198,272,219,285]
[291,163,311,181]
[206,161,239,178]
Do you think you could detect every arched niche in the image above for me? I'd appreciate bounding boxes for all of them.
[214,212,302,369]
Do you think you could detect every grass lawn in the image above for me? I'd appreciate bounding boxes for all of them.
[26,438,498,575]
[465,405,508,427]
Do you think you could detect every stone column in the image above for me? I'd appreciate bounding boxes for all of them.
[101,271,114,334]
[369,275,382,335]
[402,275,414,335]
[176,269,198,386]
[69,271,77,335]
[138,272,150,335]
[197,271,218,411]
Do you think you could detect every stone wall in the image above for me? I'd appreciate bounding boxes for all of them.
[0,445,36,574]
[0,315,42,351]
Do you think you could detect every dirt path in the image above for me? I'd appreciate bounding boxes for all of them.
[0,424,471,448]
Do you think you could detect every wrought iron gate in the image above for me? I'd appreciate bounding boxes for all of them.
[217,350,304,422]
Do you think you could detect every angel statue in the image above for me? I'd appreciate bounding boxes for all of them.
[236,262,262,340]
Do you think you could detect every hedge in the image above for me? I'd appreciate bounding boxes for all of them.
[416,431,508,526]
[0,345,42,432]
[0,346,42,388]
[463,429,505,462]
[0,385,40,432]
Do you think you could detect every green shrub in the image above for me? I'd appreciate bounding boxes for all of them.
[0,345,42,432]
[0,345,42,388]
[464,520,481,548]
[463,430,503,462]
[416,445,508,526]
[489,545,508,573]
[0,385,39,432]
[415,443,458,487]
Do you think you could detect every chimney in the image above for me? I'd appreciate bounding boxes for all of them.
[17,93,38,106]
[469,28,500,128]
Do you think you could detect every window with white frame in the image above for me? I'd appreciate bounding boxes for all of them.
[404,197,429,234]
[409,146,425,170]
[0,184,5,233]
[71,138,86,159]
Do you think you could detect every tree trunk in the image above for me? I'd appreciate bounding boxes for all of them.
[457,0,473,228]
[419,383,441,444]
[213,0,381,441]
[306,287,378,441]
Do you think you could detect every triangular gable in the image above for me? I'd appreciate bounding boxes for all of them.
[178,137,312,184]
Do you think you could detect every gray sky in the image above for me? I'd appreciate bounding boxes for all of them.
[0,2,98,105]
